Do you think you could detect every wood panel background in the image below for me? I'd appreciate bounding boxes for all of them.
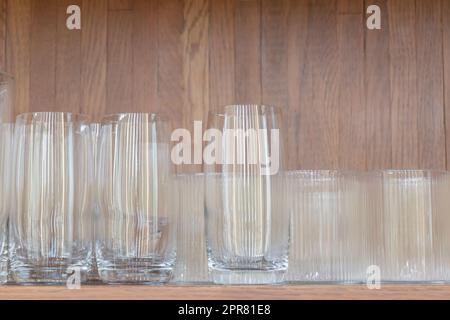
[2,0,450,170]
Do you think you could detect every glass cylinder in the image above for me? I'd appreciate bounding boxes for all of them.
[10,112,93,284]
[380,170,450,283]
[96,113,175,284]
[204,105,289,284]
[286,171,382,283]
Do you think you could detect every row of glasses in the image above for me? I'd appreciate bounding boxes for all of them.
[3,104,450,285]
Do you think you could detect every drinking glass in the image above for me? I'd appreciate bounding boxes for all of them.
[380,170,450,282]
[204,105,289,284]
[96,113,175,284]
[10,112,93,284]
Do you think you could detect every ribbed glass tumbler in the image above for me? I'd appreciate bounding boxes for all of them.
[96,113,175,284]
[204,105,289,284]
[10,112,93,284]
[286,171,382,283]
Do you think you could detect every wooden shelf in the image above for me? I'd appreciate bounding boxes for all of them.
[1,285,450,300]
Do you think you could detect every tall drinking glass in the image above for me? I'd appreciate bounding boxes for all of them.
[204,105,288,284]
[10,112,93,284]
[97,113,175,284]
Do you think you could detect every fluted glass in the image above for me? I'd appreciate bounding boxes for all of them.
[286,171,382,283]
[10,112,93,284]
[96,113,175,284]
[204,105,288,284]
[380,170,450,282]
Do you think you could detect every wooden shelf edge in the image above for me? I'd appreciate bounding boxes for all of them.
[1,285,450,300]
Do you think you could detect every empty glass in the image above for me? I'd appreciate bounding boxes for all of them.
[10,112,93,284]
[96,113,175,284]
[286,171,382,283]
[380,170,450,282]
[204,105,288,284]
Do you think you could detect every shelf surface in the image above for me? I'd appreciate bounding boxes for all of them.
[1,285,450,300]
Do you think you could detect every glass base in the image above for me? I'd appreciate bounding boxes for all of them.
[98,267,173,284]
[0,262,6,285]
[211,268,286,285]
[10,257,89,285]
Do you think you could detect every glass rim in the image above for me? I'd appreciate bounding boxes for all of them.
[102,112,169,124]
[15,112,89,123]
[209,104,282,117]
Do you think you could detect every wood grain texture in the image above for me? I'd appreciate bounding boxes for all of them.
[365,0,392,170]
[80,0,107,120]
[209,0,235,110]
[416,0,445,169]
[235,0,261,103]
[3,0,450,170]
[29,0,57,112]
[302,0,339,169]
[132,0,158,114]
[337,0,365,170]
[6,0,31,115]
[445,0,450,169]
[2,285,450,300]
[287,0,308,170]
[158,0,183,123]
[107,10,133,114]
[0,0,6,70]
[56,0,81,114]
[389,0,419,168]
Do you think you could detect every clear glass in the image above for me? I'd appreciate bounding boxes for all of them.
[204,105,289,284]
[0,72,14,284]
[10,112,93,284]
[173,173,210,283]
[96,113,175,284]
[380,170,450,283]
[286,171,382,283]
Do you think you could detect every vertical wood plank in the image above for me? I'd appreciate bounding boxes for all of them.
[0,0,6,70]
[6,0,31,115]
[108,0,133,11]
[81,0,107,120]
[416,0,445,169]
[106,10,133,114]
[301,0,339,169]
[209,0,235,109]
[444,0,450,169]
[337,0,365,170]
[287,0,309,170]
[181,0,209,173]
[158,0,184,123]
[132,0,158,114]
[182,0,209,124]
[235,0,261,103]
[262,0,288,108]
[389,0,418,168]
[56,0,81,113]
[29,0,57,112]
[261,0,290,167]
[365,0,392,170]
